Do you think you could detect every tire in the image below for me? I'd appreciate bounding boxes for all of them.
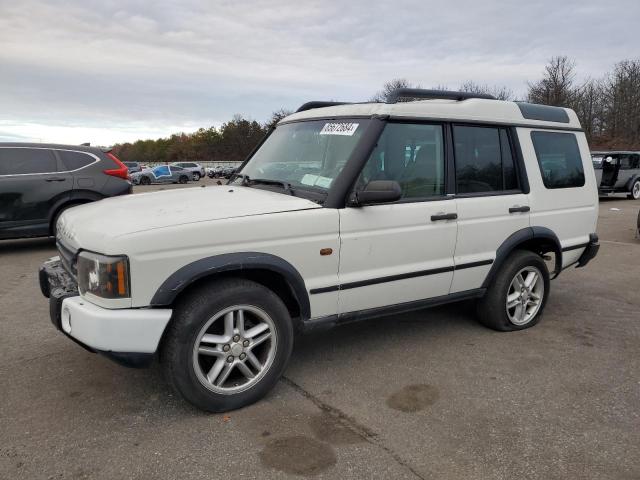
[193,172,201,181]
[140,176,151,185]
[160,278,294,412]
[627,180,640,200]
[178,175,188,184]
[476,250,550,331]
[51,203,82,237]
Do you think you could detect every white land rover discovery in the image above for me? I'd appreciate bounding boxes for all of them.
[40,89,600,412]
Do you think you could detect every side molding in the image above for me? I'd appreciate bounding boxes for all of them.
[149,252,311,319]
[482,227,562,288]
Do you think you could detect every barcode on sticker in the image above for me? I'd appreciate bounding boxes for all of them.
[320,123,359,136]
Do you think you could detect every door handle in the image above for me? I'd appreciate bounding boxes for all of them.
[430,213,458,221]
[45,177,66,182]
[509,206,530,213]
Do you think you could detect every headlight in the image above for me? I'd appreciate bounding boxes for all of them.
[77,251,130,299]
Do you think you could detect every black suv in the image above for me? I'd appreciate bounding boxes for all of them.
[0,143,131,240]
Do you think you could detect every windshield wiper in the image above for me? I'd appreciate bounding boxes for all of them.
[249,178,294,195]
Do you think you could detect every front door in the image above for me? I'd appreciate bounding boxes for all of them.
[0,147,70,238]
[338,122,458,314]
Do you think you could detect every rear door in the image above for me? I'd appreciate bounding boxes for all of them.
[450,125,530,293]
[0,147,70,237]
[338,122,458,314]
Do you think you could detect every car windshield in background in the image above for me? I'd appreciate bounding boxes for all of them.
[235,119,370,195]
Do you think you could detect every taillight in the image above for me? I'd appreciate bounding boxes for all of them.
[104,152,130,180]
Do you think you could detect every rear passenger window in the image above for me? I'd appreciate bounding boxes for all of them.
[531,132,585,189]
[0,148,57,175]
[358,123,446,199]
[59,151,94,171]
[453,126,519,193]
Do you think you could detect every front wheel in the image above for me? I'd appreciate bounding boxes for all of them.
[628,180,640,200]
[476,250,550,331]
[160,279,294,412]
[140,176,151,185]
[178,175,188,184]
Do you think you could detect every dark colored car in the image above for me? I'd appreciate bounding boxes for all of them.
[0,143,131,240]
[592,151,640,199]
[123,161,142,174]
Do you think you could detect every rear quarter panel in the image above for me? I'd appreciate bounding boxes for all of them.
[518,128,598,267]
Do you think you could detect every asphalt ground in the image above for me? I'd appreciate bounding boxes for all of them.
[1,180,639,479]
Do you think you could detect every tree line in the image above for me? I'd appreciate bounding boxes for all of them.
[112,56,640,164]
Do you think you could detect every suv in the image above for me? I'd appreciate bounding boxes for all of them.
[591,151,640,199]
[40,89,599,412]
[171,162,205,181]
[0,143,131,240]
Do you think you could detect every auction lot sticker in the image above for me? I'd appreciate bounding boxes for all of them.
[320,122,359,136]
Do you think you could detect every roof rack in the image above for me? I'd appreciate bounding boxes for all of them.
[385,88,496,103]
[296,101,350,113]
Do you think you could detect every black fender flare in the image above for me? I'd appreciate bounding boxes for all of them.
[149,252,311,320]
[481,227,562,288]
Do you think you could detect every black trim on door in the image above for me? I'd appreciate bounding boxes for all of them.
[309,259,493,294]
[303,288,486,331]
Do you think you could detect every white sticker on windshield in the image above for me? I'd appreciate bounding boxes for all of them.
[314,176,333,188]
[320,122,359,136]
[301,174,319,186]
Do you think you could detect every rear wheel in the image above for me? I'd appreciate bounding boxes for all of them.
[476,250,550,331]
[193,172,201,181]
[140,176,151,185]
[628,180,640,200]
[160,279,294,412]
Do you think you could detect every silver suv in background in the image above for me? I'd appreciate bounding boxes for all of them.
[171,162,205,181]
[592,151,640,199]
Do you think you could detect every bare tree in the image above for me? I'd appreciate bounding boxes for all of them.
[370,78,420,102]
[459,81,514,101]
[527,56,578,106]
[602,59,640,147]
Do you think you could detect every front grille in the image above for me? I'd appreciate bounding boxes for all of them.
[56,240,78,277]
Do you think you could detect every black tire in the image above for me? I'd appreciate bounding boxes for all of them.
[627,180,640,200]
[193,172,201,181]
[51,203,82,237]
[476,250,550,331]
[160,278,294,412]
[179,175,188,184]
[140,176,151,185]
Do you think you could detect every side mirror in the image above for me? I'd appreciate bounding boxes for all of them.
[352,180,402,206]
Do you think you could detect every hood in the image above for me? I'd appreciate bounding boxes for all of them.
[57,185,321,250]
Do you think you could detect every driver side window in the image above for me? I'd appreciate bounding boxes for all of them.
[358,123,445,200]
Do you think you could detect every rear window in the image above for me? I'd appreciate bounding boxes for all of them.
[531,132,585,189]
[59,150,95,171]
[0,148,58,175]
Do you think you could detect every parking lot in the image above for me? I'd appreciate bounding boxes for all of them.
[1,182,639,479]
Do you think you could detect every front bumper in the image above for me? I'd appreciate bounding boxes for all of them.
[39,257,172,368]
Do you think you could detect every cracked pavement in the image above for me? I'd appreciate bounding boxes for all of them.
[1,182,639,479]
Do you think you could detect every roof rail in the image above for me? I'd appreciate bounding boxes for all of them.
[296,101,350,113]
[386,88,496,103]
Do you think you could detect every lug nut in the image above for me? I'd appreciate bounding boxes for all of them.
[239,353,246,360]
[243,340,250,347]
[222,344,230,352]
[233,334,240,342]
[227,356,234,363]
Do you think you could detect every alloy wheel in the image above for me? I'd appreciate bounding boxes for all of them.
[192,305,277,394]
[505,266,545,326]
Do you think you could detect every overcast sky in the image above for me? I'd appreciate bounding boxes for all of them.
[1,0,638,146]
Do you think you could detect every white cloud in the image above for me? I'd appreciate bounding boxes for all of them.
[0,0,638,144]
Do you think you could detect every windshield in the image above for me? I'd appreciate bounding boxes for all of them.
[235,119,370,194]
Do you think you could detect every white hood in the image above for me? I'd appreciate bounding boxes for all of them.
[56,185,321,250]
